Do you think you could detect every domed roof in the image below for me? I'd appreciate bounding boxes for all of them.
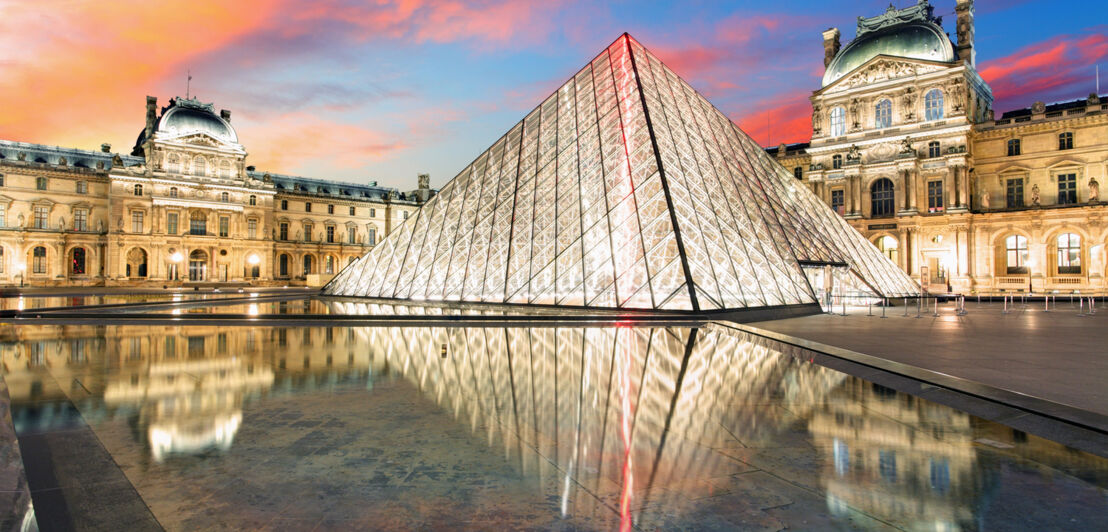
[155,97,238,143]
[822,21,954,88]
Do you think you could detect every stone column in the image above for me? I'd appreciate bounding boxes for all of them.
[908,169,918,210]
[897,228,909,272]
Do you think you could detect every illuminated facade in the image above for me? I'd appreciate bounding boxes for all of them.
[325,34,917,312]
[0,97,430,287]
[773,0,1108,293]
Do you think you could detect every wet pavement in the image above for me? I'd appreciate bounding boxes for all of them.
[1,300,1106,530]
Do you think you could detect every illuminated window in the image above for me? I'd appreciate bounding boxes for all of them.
[874,99,892,129]
[1057,233,1081,274]
[190,211,207,235]
[1005,235,1028,274]
[829,107,846,136]
[71,247,86,275]
[325,255,335,274]
[875,235,898,263]
[925,89,944,121]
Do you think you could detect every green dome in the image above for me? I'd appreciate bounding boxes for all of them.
[823,21,954,87]
[156,99,238,143]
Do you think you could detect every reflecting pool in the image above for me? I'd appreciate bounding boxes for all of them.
[2,311,1107,530]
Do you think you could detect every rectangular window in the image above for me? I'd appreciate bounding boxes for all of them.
[1059,132,1073,150]
[1006,179,1023,208]
[369,208,376,217]
[73,208,88,231]
[305,202,312,213]
[279,222,289,241]
[402,211,409,220]
[830,190,845,215]
[33,206,49,229]
[36,177,47,190]
[927,181,944,212]
[1057,173,1077,205]
[0,204,6,227]
[1007,139,1021,156]
[327,204,334,214]
[167,212,178,235]
[304,223,313,241]
[131,211,144,233]
[219,216,229,237]
[349,206,356,216]
[190,215,206,235]
[281,199,288,210]
[326,226,335,243]
[348,226,357,244]
[248,219,257,239]
[76,181,88,194]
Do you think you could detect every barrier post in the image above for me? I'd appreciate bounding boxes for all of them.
[933,296,939,317]
[1003,295,1008,314]
[868,299,873,316]
[903,297,909,317]
[881,297,887,318]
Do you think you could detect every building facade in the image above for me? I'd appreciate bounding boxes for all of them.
[0,96,430,287]
[772,0,1108,294]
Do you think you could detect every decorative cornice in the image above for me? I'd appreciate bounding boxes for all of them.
[152,197,244,212]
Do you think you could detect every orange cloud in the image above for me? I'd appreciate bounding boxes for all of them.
[240,112,405,173]
[733,91,813,147]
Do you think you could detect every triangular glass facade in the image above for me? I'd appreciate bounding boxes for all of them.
[324,34,918,311]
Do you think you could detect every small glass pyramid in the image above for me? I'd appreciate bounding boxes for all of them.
[323,34,918,312]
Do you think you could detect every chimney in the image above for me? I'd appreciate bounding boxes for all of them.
[101,143,111,153]
[144,96,157,139]
[955,0,975,67]
[220,109,231,122]
[822,28,841,68]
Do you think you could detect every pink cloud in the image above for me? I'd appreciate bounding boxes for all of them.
[980,31,1108,109]
[733,91,813,147]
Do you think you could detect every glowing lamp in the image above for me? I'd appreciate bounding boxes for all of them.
[169,252,184,263]
[247,254,261,265]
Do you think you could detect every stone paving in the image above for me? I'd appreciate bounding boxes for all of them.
[755,299,1108,419]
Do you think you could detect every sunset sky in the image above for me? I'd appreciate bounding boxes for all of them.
[1,0,1104,190]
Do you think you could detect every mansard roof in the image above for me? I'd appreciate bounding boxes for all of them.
[0,139,143,171]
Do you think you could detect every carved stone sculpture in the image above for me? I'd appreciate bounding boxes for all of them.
[981,190,990,210]
[846,144,861,161]
[900,136,914,154]
[1031,184,1041,206]
[1089,178,1100,203]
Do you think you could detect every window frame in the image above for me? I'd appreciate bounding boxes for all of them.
[1057,233,1081,274]
[927,141,941,158]
[927,180,944,212]
[870,178,895,218]
[1006,139,1021,156]
[1005,234,1029,274]
[1006,178,1024,208]
[829,106,846,136]
[874,99,892,129]
[924,89,944,121]
[1057,173,1077,205]
[1058,132,1073,150]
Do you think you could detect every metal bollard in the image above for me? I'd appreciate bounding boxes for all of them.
[1003,295,1009,314]
[868,299,873,316]
[1044,294,1050,312]
[916,297,923,318]
[903,297,909,317]
[841,296,847,316]
[933,296,939,317]
[881,297,887,318]
[1089,297,1096,315]
[1079,297,1085,316]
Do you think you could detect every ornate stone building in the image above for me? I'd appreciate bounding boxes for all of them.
[0,96,430,287]
[772,0,1108,294]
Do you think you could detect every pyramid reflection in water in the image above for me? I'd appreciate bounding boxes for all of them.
[325,34,917,311]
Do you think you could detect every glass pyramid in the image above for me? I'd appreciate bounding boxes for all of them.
[324,34,919,312]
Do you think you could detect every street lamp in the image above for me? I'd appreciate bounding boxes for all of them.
[169,251,184,281]
[15,262,25,288]
[246,253,260,280]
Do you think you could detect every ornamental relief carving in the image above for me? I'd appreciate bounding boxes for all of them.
[828,59,945,92]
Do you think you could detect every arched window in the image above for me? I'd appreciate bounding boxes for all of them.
[188,250,207,281]
[1005,235,1029,274]
[874,99,892,129]
[1057,233,1081,274]
[925,89,944,121]
[303,255,314,275]
[249,195,257,206]
[928,141,941,158]
[134,184,143,196]
[875,236,898,263]
[870,178,895,217]
[829,107,846,136]
[70,247,86,275]
[169,187,178,198]
[194,156,206,176]
[220,192,230,203]
[167,154,180,173]
[832,154,843,169]
[126,247,147,278]
[32,246,47,274]
[190,211,207,235]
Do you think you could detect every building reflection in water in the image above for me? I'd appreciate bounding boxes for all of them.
[2,318,1106,528]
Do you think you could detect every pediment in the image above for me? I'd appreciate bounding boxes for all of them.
[1046,157,1085,170]
[153,131,241,151]
[996,164,1031,175]
[822,55,952,94]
